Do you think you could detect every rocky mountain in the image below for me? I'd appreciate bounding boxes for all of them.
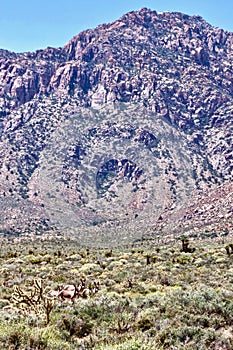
[0,8,232,242]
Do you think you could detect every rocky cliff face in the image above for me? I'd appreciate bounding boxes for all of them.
[0,8,232,240]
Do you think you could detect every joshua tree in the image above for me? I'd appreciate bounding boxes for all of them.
[11,279,55,325]
[180,237,195,253]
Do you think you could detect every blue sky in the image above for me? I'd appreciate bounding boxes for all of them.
[1,0,233,53]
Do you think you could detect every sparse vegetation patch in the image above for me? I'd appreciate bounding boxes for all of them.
[0,235,233,349]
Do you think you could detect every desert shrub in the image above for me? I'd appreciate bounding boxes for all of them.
[7,330,23,349]
[25,254,43,264]
[57,315,93,339]
[79,262,103,274]
[155,324,207,348]
[96,336,161,350]
[136,317,154,331]
[77,299,113,323]
[104,250,113,258]
[28,333,48,350]
[0,324,30,350]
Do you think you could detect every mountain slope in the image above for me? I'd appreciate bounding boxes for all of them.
[0,8,232,240]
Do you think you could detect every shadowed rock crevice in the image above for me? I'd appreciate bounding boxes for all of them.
[96,158,143,198]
